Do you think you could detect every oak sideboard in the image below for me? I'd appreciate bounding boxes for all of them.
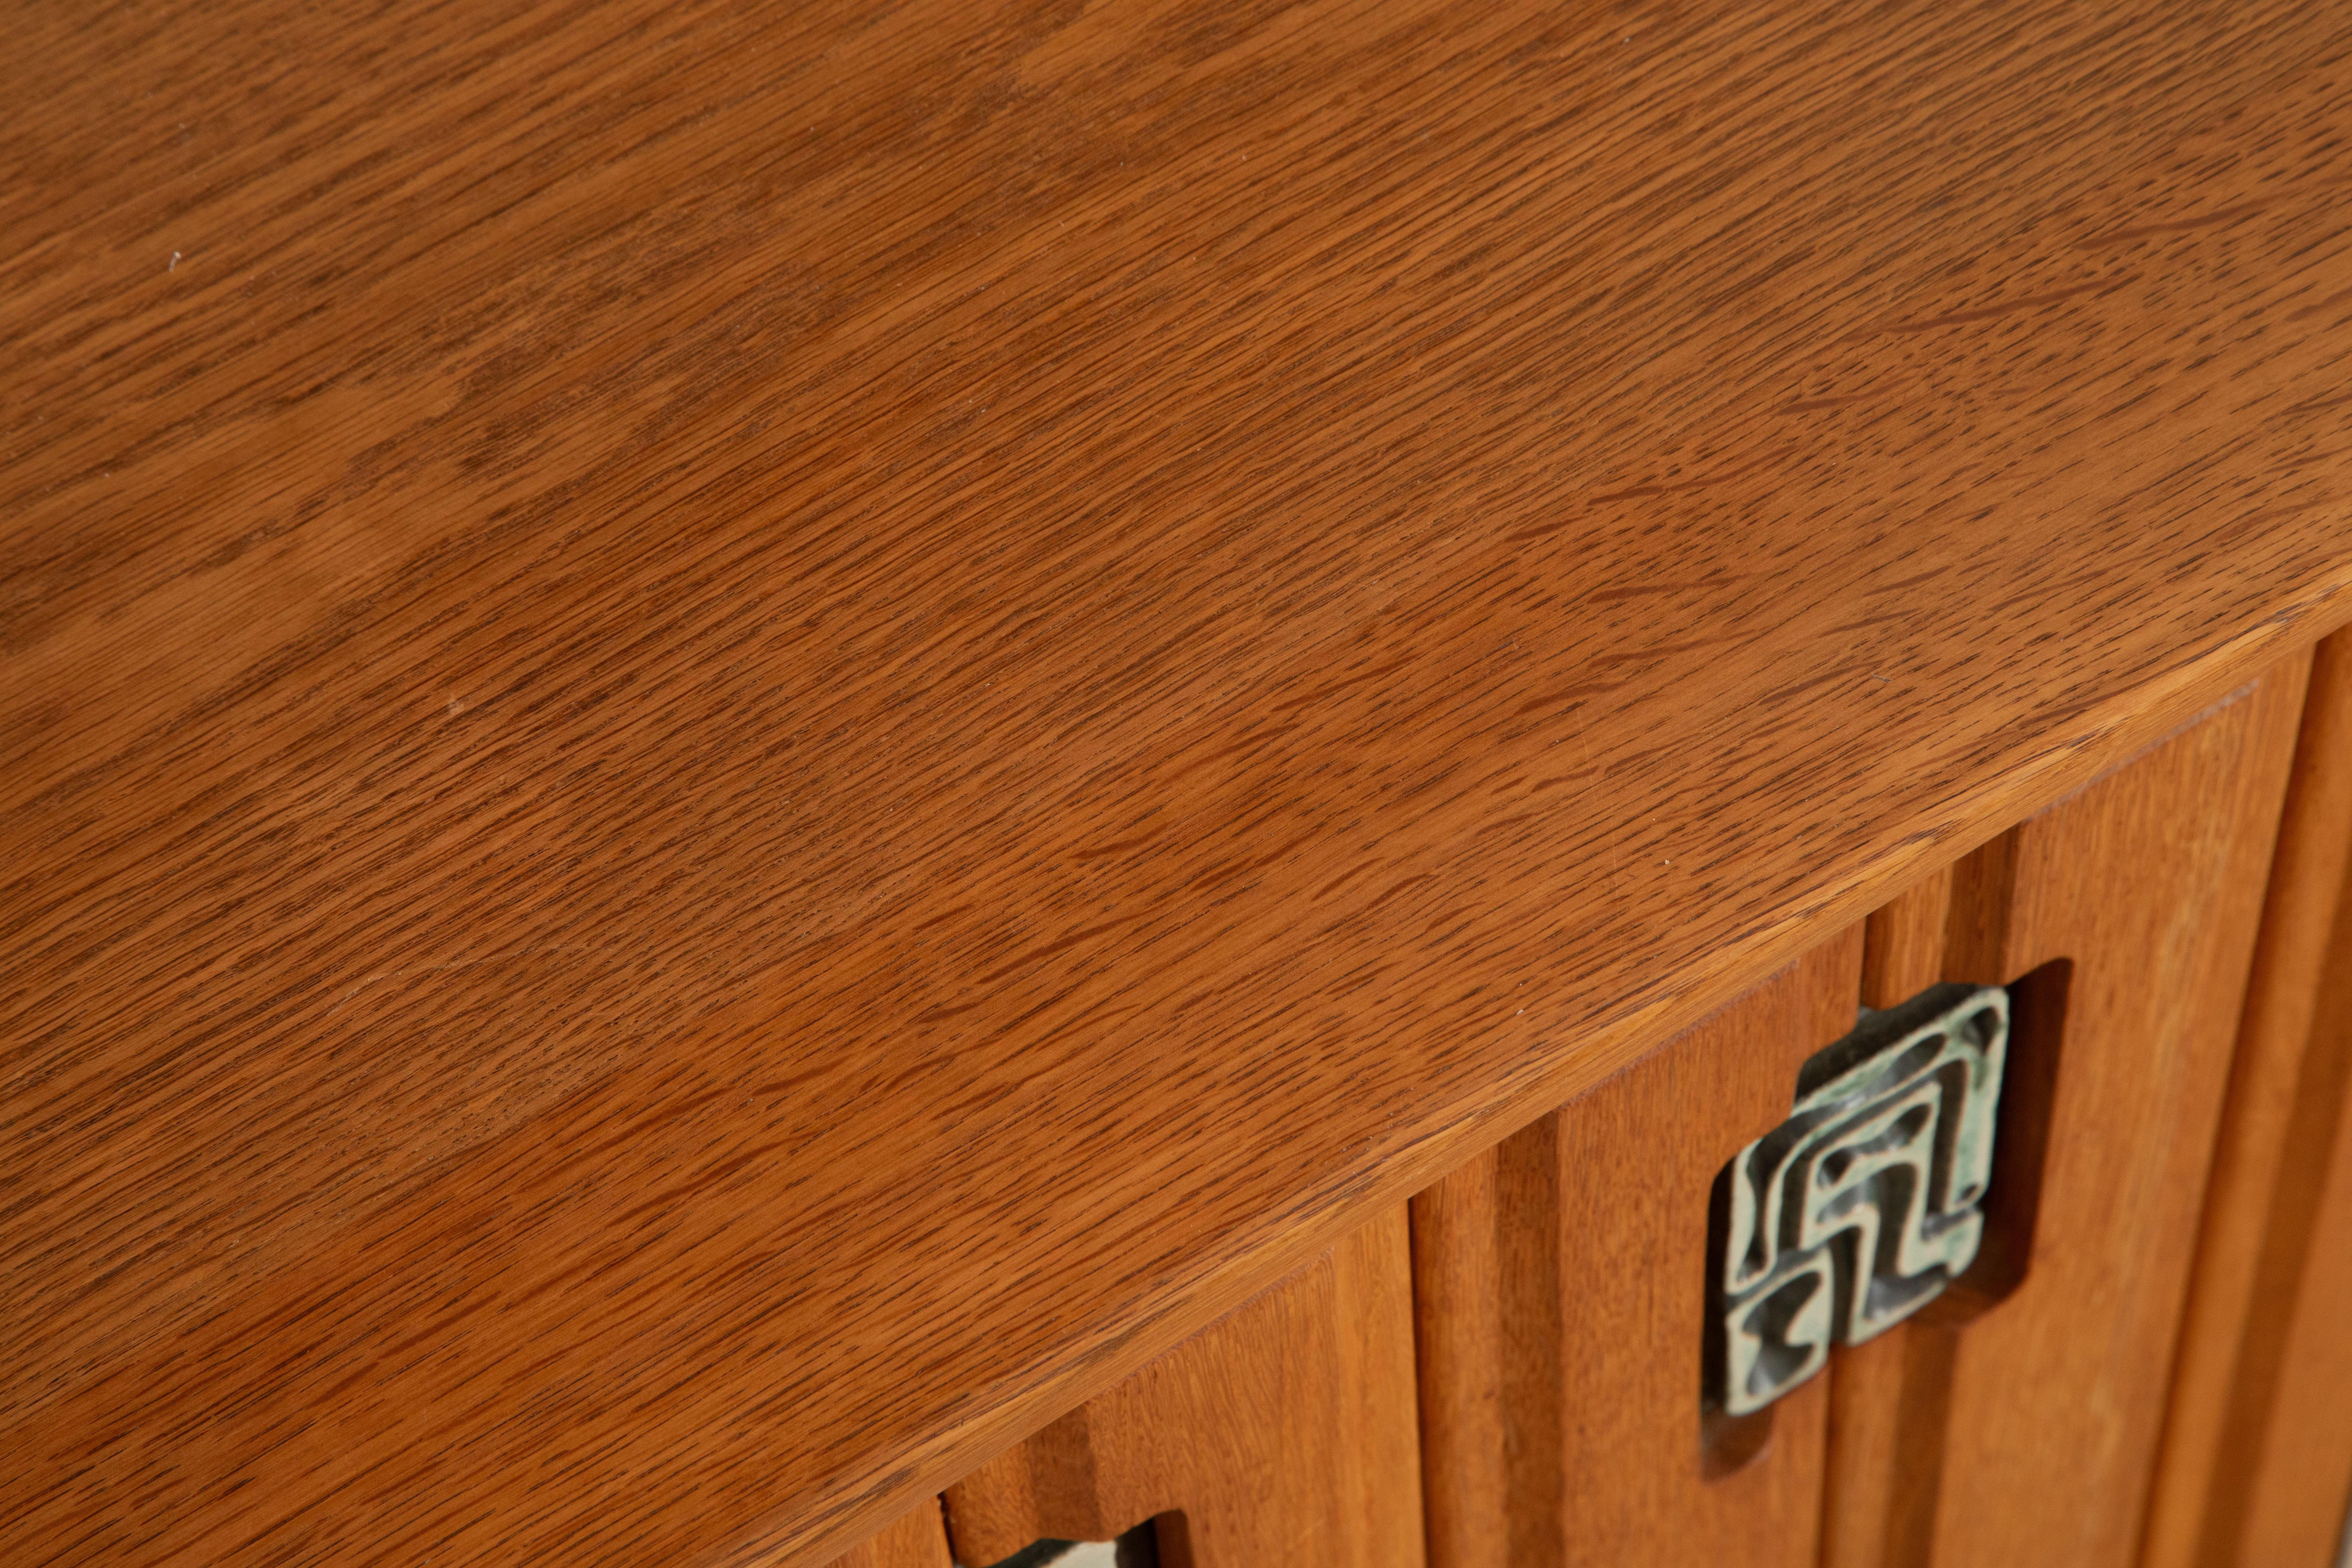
[7,3,2352,1566]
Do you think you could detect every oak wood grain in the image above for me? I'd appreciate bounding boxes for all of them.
[2145,629,2352,1568]
[7,3,2352,1563]
[1412,925,1863,1568]
[942,1208,1422,1568]
[1923,656,2310,1568]
[824,1500,954,1568]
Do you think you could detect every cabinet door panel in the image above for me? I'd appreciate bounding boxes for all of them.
[942,1207,1421,1568]
[1926,655,2307,1568]
[2147,629,2352,1568]
[1413,925,1864,1568]
[1762,653,2310,1568]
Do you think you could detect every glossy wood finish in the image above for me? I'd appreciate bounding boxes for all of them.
[825,1501,954,1568]
[1413,926,1862,1568]
[9,4,2352,1563]
[943,1209,1421,1568]
[2147,630,2352,1568]
[1923,657,2310,1567]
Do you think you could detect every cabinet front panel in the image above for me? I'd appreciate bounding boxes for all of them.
[834,652,2327,1568]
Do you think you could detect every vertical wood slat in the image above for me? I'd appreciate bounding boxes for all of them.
[1411,1148,1512,1568]
[1815,824,2048,1568]
[2240,1085,2352,1567]
[941,1207,1423,1568]
[1414,923,1865,1568]
[2145,629,2352,1568]
[1820,867,1960,1568]
[822,1499,955,1568]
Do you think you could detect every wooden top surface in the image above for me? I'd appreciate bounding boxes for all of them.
[7,2,2351,1562]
